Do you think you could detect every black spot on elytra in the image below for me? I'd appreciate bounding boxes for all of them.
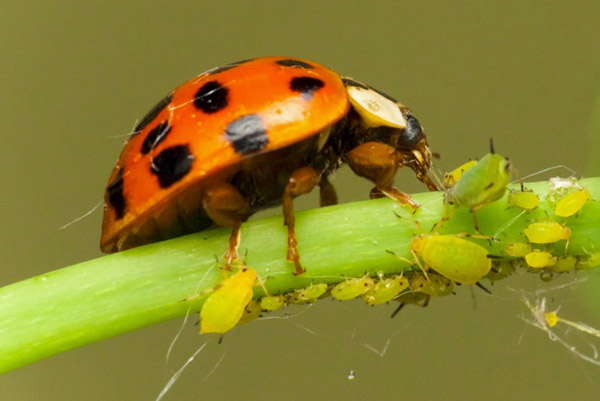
[207,58,254,75]
[132,93,172,138]
[276,59,314,69]
[107,168,126,219]
[193,81,229,114]
[150,145,194,188]
[141,122,171,155]
[290,76,324,100]
[225,114,268,154]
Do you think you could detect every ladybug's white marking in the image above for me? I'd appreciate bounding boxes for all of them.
[345,85,406,129]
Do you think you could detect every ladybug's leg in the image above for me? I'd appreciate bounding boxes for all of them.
[202,183,250,270]
[346,142,419,210]
[319,175,338,207]
[283,167,321,275]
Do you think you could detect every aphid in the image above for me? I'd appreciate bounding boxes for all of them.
[520,293,600,366]
[550,256,577,273]
[524,250,557,269]
[200,267,257,334]
[507,186,540,211]
[410,234,492,284]
[485,260,516,282]
[363,275,409,305]
[437,139,511,232]
[409,274,454,296]
[237,300,262,325]
[443,159,477,187]
[260,295,286,311]
[554,188,591,218]
[286,282,329,304]
[523,221,571,244]
[504,242,532,258]
[331,274,375,301]
[577,251,600,270]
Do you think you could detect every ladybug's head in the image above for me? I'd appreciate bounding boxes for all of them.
[343,78,437,191]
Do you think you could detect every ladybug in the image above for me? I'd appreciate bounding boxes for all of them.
[101,57,437,274]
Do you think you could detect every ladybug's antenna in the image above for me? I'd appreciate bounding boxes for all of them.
[489,138,495,154]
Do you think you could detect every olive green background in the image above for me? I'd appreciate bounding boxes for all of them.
[1,1,599,400]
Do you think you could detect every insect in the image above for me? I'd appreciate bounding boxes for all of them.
[331,274,375,301]
[504,242,532,258]
[410,233,492,284]
[524,250,557,269]
[100,57,437,275]
[550,255,577,273]
[554,188,591,218]
[409,274,454,296]
[443,159,477,187]
[523,221,571,244]
[199,267,257,334]
[260,295,286,311]
[436,140,511,232]
[507,186,540,212]
[286,282,328,304]
[363,274,409,305]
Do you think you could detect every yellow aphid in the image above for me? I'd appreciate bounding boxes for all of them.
[363,276,409,305]
[331,274,375,301]
[237,300,262,325]
[287,282,328,304]
[443,159,477,187]
[486,260,515,282]
[508,190,539,211]
[410,275,454,296]
[260,295,285,311]
[544,311,559,327]
[411,235,491,284]
[525,250,557,268]
[504,242,532,258]
[550,256,577,273]
[200,267,257,334]
[555,189,591,217]
[523,221,571,244]
[577,252,600,270]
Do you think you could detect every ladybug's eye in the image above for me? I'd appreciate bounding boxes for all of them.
[398,115,422,148]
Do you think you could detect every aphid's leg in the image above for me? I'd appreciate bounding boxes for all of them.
[391,303,405,318]
[346,142,419,211]
[432,203,455,233]
[202,183,250,270]
[409,248,430,281]
[471,209,481,233]
[319,175,338,206]
[283,167,321,275]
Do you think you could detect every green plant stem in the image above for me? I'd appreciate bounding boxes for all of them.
[1,178,599,373]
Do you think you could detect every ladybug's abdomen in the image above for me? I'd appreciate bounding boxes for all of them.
[101,57,349,252]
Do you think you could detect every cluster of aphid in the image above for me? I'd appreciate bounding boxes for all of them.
[503,178,595,277]
[197,145,596,336]
[200,270,454,334]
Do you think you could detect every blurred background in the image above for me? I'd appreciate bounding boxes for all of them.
[1,1,599,400]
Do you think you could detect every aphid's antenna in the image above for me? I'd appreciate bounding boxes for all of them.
[511,165,577,185]
[489,138,495,154]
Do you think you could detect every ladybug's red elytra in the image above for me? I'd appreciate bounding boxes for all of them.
[101,57,437,274]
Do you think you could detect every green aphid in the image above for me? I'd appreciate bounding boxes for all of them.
[437,139,511,232]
